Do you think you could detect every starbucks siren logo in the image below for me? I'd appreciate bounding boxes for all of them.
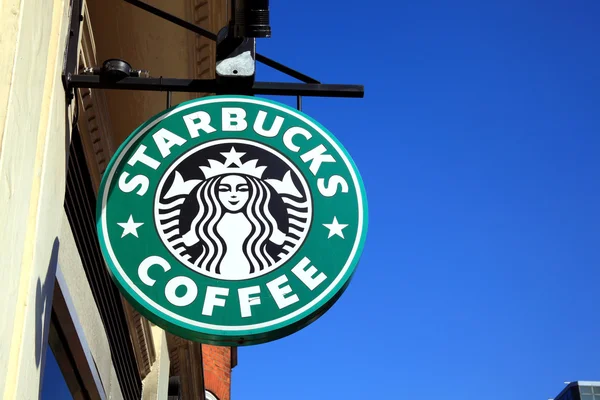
[97,96,368,345]
[155,140,311,280]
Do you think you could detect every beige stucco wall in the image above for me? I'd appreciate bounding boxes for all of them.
[0,0,72,397]
[0,0,175,397]
[142,326,171,400]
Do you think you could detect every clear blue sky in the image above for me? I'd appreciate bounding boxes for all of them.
[233,1,600,399]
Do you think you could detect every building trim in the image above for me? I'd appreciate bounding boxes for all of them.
[77,1,116,192]
[65,124,142,399]
[51,265,107,399]
[166,333,206,399]
[77,3,157,381]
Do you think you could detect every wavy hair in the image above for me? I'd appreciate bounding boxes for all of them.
[188,174,278,275]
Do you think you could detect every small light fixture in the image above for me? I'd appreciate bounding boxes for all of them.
[81,59,149,80]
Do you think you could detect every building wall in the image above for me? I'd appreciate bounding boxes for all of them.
[58,212,126,400]
[0,0,72,397]
[203,345,233,400]
[86,0,200,143]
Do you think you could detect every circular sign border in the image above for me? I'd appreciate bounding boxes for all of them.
[96,95,369,345]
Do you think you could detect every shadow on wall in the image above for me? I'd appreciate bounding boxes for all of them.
[35,237,60,370]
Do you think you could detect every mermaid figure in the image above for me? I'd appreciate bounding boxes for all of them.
[182,173,286,279]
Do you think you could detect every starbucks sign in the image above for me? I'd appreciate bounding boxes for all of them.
[97,96,368,345]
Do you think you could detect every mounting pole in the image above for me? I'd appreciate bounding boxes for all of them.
[231,0,271,38]
[62,0,83,100]
[215,0,270,89]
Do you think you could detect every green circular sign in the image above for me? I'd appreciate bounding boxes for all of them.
[97,96,368,345]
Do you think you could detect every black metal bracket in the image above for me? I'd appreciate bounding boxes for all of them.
[62,0,364,110]
[62,0,83,101]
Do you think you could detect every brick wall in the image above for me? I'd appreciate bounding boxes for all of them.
[202,345,232,400]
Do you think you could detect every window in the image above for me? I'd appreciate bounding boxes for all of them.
[41,347,73,399]
[42,266,106,399]
[580,385,600,400]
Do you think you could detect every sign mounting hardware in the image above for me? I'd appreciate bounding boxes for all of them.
[62,0,365,111]
[65,0,369,345]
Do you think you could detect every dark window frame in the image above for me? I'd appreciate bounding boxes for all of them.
[64,123,143,399]
[45,266,107,400]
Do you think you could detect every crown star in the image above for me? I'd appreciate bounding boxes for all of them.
[221,147,246,167]
[200,146,267,179]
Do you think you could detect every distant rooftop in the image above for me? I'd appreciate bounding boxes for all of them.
[553,381,600,400]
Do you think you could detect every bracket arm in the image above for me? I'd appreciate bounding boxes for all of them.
[123,0,320,84]
[123,0,217,40]
[67,75,364,98]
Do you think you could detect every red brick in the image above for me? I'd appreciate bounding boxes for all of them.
[203,345,232,400]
